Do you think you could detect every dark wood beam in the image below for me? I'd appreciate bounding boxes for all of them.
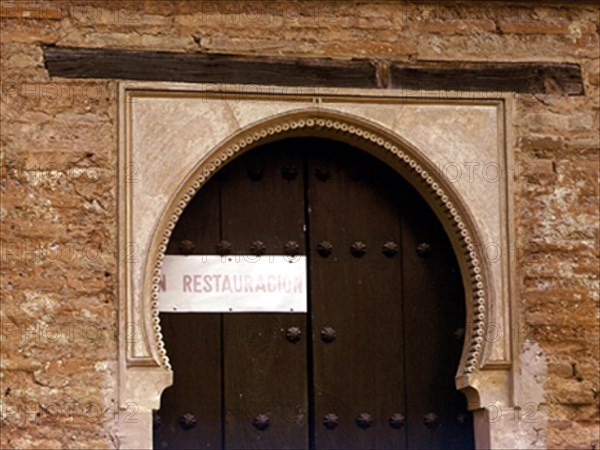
[43,46,584,95]
[391,62,584,94]
[43,47,378,88]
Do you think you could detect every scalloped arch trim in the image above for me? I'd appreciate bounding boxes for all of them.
[147,110,488,377]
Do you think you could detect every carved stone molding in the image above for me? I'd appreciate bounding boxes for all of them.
[151,112,489,375]
[118,83,517,448]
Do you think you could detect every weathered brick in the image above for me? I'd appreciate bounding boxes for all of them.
[497,20,572,35]
[1,1,598,449]
[0,2,65,20]
[418,19,497,34]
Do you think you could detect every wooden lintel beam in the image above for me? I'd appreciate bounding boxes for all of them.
[43,46,378,88]
[391,62,584,94]
[43,46,584,95]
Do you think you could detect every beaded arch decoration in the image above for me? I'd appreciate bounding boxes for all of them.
[147,111,488,376]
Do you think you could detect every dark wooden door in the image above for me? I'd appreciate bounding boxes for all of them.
[154,138,474,450]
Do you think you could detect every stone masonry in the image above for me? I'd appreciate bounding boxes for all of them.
[0,1,598,448]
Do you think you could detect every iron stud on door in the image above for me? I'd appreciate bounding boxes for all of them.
[178,413,197,430]
[320,327,336,343]
[284,240,301,256]
[416,242,432,256]
[382,241,399,257]
[317,241,333,257]
[423,412,439,428]
[215,240,232,255]
[178,240,195,255]
[282,165,298,180]
[350,241,367,257]
[323,413,339,430]
[286,326,302,343]
[253,414,270,431]
[389,413,405,429]
[249,240,266,255]
[356,413,373,429]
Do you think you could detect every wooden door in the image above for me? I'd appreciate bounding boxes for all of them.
[154,138,474,450]
[307,147,406,450]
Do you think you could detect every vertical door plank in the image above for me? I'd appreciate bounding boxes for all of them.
[401,188,474,450]
[220,143,309,449]
[307,141,407,450]
[156,180,223,450]
[224,314,308,449]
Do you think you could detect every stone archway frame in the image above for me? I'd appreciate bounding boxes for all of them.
[117,84,517,449]
[151,111,491,373]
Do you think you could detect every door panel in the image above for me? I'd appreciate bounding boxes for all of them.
[307,143,407,450]
[219,144,309,449]
[223,314,308,449]
[401,188,474,449]
[156,181,222,450]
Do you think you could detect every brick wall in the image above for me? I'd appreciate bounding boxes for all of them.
[1,1,598,448]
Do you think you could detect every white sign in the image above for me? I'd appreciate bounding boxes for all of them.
[158,255,307,312]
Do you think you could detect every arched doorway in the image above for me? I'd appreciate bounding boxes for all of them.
[153,137,474,449]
